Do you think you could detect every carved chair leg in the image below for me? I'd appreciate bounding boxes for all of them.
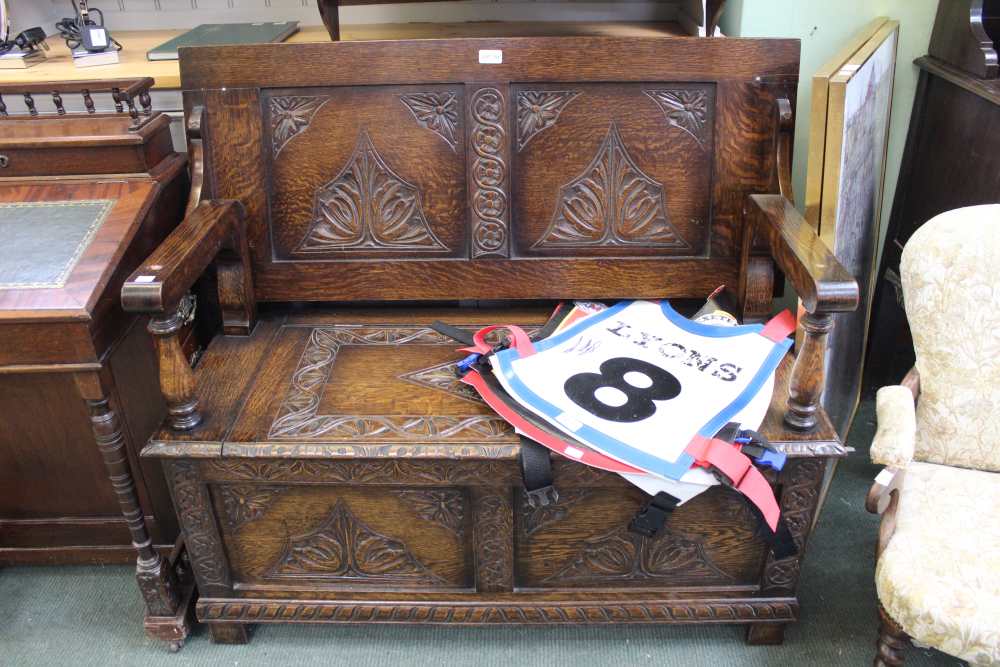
[746,622,786,645]
[209,622,251,645]
[82,386,192,646]
[875,604,910,666]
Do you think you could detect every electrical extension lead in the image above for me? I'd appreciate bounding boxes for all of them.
[56,0,121,53]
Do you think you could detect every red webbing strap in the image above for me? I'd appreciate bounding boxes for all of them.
[685,435,780,531]
[461,325,537,357]
[760,309,795,343]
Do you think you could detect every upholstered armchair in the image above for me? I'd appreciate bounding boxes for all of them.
[867,204,1000,666]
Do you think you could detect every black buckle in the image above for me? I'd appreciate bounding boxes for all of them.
[525,485,560,508]
[628,492,680,538]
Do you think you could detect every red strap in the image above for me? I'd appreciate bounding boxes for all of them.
[461,369,644,475]
[760,309,795,343]
[685,435,780,531]
[461,325,537,357]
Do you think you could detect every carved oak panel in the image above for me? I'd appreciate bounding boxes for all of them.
[218,485,468,590]
[513,83,715,258]
[516,485,767,588]
[265,85,467,260]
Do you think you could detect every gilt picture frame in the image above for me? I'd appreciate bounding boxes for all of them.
[812,21,900,438]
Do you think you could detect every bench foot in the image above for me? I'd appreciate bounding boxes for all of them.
[209,622,251,645]
[745,622,786,645]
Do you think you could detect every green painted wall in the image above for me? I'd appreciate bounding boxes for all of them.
[722,0,939,242]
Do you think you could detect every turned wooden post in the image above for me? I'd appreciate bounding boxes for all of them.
[149,301,201,431]
[78,377,180,618]
[785,312,833,431]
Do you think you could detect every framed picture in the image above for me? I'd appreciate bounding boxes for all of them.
[807,20,900,438]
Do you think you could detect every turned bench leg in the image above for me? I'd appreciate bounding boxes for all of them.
[875,605,910,666]
[210,622,251,645]
[746,622,786,645]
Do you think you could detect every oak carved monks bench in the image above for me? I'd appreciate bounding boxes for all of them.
[121,37,858,648]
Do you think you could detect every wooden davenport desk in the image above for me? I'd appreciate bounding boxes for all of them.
[0,80,192,646]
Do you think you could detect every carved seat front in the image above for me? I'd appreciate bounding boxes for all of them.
[123,37,857,644]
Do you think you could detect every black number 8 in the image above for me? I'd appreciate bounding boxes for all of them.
[564,357,681,423]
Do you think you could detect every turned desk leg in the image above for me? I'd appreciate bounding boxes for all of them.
[76,371,193,650]
[785,312,833,431]
[875,604,910,666]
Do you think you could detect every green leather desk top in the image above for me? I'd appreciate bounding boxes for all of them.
[0,200,113,290]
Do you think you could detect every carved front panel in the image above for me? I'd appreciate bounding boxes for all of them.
[512,83,715,258]
[214,485,469,590]
[516,484,767,589]
[265,86,467,260]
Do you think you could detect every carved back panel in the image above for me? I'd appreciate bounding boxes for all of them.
[182,37,800,302]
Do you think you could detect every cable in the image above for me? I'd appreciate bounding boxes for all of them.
[55,1,121,52]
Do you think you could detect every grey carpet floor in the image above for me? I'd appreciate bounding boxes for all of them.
[0,401,963,666]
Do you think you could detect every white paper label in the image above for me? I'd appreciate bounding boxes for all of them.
[478,49,503,64]
[134,275,156,283]
[874,468,896,486]
[90,28,108,48]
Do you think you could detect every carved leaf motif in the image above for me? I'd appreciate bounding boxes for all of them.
[296,131,447,254]
[398,360,484,405]
[543,527,733,584]
[393,489,465,536]
[271,96,326,157]
[217,485,284,530]
[644,89,710,149]
[533,122,690,250]
[268,500,445,583]
[400,92,459,150]
[520,489,593,536]
[516,90,581,151]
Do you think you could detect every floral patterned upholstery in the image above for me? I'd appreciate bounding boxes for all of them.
[873,204,1000,665]
[900,204,1000,472]
[875,462,1000,665]
[871,385,916,468]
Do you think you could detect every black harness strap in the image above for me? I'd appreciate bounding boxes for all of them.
[430,320,476,346]
[519,435,558,508]
[628,491,681,538]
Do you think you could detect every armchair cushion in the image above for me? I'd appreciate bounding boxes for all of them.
[875,461,1000,665]
[870,385,916,468]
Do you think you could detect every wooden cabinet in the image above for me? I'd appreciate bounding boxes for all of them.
[0,83,188,566]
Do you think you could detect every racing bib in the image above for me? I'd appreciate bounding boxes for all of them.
[492,300,792,482]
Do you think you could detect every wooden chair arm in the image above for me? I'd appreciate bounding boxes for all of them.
[122,199,255,433]
[866,466,905,559]
[743,194,858,431]
[122,200,245,315]
[746,194,859,314]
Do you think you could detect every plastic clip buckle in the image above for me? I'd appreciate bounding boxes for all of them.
[456,353,481,376]
[525,485,559,509]
[735,431,786,472]
[628,492,679,538]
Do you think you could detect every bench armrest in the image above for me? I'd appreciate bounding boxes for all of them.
[122,199,245,314]
[744,194,859,432]
[746,194,858,314]
[121,199,254,432]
